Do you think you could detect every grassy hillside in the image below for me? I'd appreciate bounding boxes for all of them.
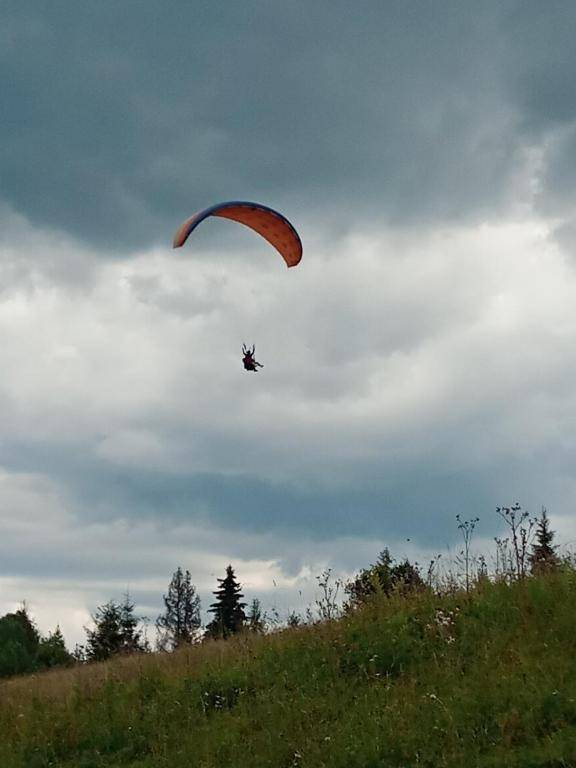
[1,573,576,767]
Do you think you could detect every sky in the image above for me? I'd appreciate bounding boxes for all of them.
[2,0,576,646]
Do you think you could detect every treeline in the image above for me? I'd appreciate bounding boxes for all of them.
[0,564,261,678]
[0,505,563,679]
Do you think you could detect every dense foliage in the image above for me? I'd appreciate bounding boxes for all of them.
[345,547,425,607]
[0,609,72,678]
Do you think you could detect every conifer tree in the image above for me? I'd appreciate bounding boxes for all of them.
[529,508,560,574]
[37,626,73,669]
[205,565,246,639]
[119,593,149,654]
[85,601,122,662]
[85,594,148,661]
[156,567,201,650]
[9,606,40,654]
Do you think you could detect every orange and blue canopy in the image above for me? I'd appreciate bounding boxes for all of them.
[173,201,302,268]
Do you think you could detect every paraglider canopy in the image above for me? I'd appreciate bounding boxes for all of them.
[172,201,302,268]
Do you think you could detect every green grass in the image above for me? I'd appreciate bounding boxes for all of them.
[2,572,576,767]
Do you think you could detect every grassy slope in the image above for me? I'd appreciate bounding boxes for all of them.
[1,574,576,768]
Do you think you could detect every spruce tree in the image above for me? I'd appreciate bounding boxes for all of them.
[85,601,122,661]
[156,567,201,650]
[119,593,149,654]
[529,508,560,574]
[205,565,246,639]
[37,626,73,669]
[85,594,148,661]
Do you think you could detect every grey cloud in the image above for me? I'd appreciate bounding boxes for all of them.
[504,1,576,133]
[0,218,571,565]
[497,2,576,254]
[4,2,576,645]
[1,1,542,251]
[535,126,576,225]
[0,434,535,553]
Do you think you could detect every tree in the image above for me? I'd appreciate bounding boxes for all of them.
[7,606,40,652]
[119,594,150,654]
[0,607,40,678]
[0,606,75,677]
[85,601,123,662]
[345,548,425,609]
[205,565,246,640]
[529,508,560,574]
[85,594,148,662]
[246,598,266,633]
[37,626,73,669]
[156,567,201,650]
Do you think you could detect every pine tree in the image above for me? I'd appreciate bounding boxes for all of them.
[205,565,247,640]
[85,594,148,661]
[119,594,149,654]
[156,567,201,650]
[529,508,560,574]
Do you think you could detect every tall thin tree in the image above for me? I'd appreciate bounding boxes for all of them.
[156,567,201,650]
[246,598,266,633]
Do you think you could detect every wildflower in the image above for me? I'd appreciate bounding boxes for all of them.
[435,609,455,628]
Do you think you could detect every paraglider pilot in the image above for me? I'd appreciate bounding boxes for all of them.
[242,344,263,372]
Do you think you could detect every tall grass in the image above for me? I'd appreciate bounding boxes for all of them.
[1,571,576,767]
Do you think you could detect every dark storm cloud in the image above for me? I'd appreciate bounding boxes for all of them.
[0,433,535,554]
[502,0,576,133]
[489,1,576,257]
[2,0,552,251]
